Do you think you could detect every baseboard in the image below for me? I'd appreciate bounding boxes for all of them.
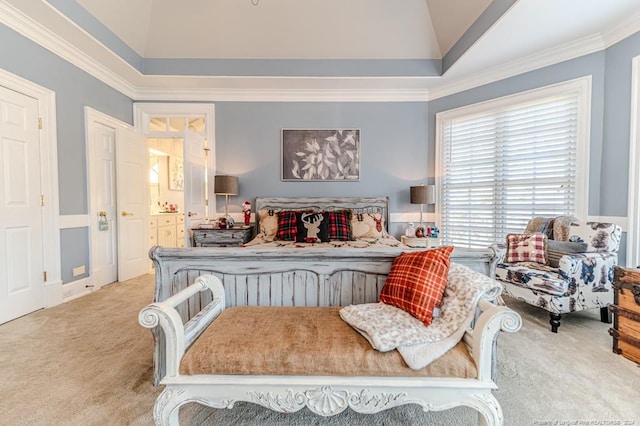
[61,277,95,302]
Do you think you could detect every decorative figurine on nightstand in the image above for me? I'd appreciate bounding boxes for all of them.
[405,222,415,237]
[217,216,235,229]
[431,226,439,238]
[242,200,251,226]
[415,226,425,238]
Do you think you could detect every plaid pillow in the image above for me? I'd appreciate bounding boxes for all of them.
[326,210,353,241]
[276,211,297,241]
[379,246,454,326]
[505,233,547,264]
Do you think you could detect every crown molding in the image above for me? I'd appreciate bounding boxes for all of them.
[429,33,605,100]
[133,86,429,102]
[602,8,640,48]
[0,1,136,98]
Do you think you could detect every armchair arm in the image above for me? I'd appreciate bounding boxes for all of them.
[490,243,506,263]
[558,252,619,297]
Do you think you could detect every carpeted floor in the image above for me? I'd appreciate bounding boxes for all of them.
[0,273,638,425]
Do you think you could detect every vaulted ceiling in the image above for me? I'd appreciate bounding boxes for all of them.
[74,0,492,60]
[3,0,640,99]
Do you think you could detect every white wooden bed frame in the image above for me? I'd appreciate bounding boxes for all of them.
[140,274,522,426]
[149,197,500,386]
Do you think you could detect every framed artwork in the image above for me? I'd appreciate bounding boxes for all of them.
[168,156,184,191]
[281,129,360,181]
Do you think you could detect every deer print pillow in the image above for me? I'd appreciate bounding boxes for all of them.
[351,212,389,239]
[295,211,329,243]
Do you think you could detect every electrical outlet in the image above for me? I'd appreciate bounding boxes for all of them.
[72,265,86,277]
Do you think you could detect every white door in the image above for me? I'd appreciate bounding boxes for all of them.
[88,122,117,287]
[183,131,207,243]
[115,127,149,282]
[0,86,44,324]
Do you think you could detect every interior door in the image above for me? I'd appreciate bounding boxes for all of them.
[183,131,207,243]
[115,127,150,281]
[88,122,118,287]
[0,85,44,324]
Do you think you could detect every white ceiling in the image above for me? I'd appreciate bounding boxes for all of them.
[75,0,492,60]
[3,0,640,99]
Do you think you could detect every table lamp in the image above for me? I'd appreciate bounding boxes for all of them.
[410,184,435,234]
[214,175,238,224]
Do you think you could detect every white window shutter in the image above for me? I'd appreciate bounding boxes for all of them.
[440,95,580,248]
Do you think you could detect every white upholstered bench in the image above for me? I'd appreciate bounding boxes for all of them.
[139,274,521,425]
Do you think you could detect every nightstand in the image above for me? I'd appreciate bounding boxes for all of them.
[192,225,254,247]
[401,235,442,248]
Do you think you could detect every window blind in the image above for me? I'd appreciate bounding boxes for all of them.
[440,95,578,248]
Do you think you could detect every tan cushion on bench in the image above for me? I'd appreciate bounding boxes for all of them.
[180,306,477,378]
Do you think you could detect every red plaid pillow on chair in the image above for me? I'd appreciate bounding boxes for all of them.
[326,210,353,241]
[379,246,454,326]
[276,211,297,241]
[505,233,547,264]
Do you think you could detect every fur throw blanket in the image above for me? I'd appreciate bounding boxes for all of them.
[340,263,503,370]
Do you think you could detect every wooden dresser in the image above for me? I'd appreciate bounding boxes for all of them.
[609,266,640,364]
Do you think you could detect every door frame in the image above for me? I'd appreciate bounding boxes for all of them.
[133,103,216,243]
[84,107,137,287]
[0,67,61,307]
[627,55,640,267]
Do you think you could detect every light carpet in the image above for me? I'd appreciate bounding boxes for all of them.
[0,274,638,425]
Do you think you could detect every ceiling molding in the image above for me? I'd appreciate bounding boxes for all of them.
[429,33,605,100]
[0,1,136,98]
[601,8,640,48]
[133,87,430,103]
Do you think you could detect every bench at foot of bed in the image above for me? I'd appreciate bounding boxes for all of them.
[140,274,521,426]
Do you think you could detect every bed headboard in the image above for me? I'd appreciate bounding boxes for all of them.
[254,196,390,234]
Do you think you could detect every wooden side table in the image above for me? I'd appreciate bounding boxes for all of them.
[401,235,442,248]
[192,225,254,247]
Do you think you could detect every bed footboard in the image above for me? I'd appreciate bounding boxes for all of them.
[140,275,521,426]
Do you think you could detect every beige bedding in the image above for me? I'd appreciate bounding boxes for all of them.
[180,306,477,378]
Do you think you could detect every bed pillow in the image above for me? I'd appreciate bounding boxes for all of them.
[326,209,353,241]
[351,212,388,239]
[378,246,454,326]
[275,210,297,241]
[546,240,588,267]
[258,209,279,241]
[295,211,329,243]
[505,233,547,264]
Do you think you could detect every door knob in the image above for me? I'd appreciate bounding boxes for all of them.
[188,211,198,217]
[121,211,134,216]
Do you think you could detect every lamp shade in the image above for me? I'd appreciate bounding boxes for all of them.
[214,175,238,195]
[410,185,435,204]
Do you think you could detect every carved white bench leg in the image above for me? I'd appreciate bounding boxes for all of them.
[473,393,503,426]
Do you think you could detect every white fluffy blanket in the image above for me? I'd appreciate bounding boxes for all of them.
[339,263,503,370]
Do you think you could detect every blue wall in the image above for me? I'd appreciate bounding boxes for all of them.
[1,20,639,281]
[0,24,133,283]
[214,102,429,216]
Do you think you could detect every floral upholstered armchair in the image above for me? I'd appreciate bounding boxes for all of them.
[491,217,622,332]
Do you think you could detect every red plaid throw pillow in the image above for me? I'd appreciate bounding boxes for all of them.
[379,246,454,326]
[326,210,353,241]
[276,210,297,241]
[505,233,547,264]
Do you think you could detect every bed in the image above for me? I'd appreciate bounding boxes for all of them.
[140,270,522,425]
[149,197,500,385]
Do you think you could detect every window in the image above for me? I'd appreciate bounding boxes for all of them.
[435,78,591,248]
